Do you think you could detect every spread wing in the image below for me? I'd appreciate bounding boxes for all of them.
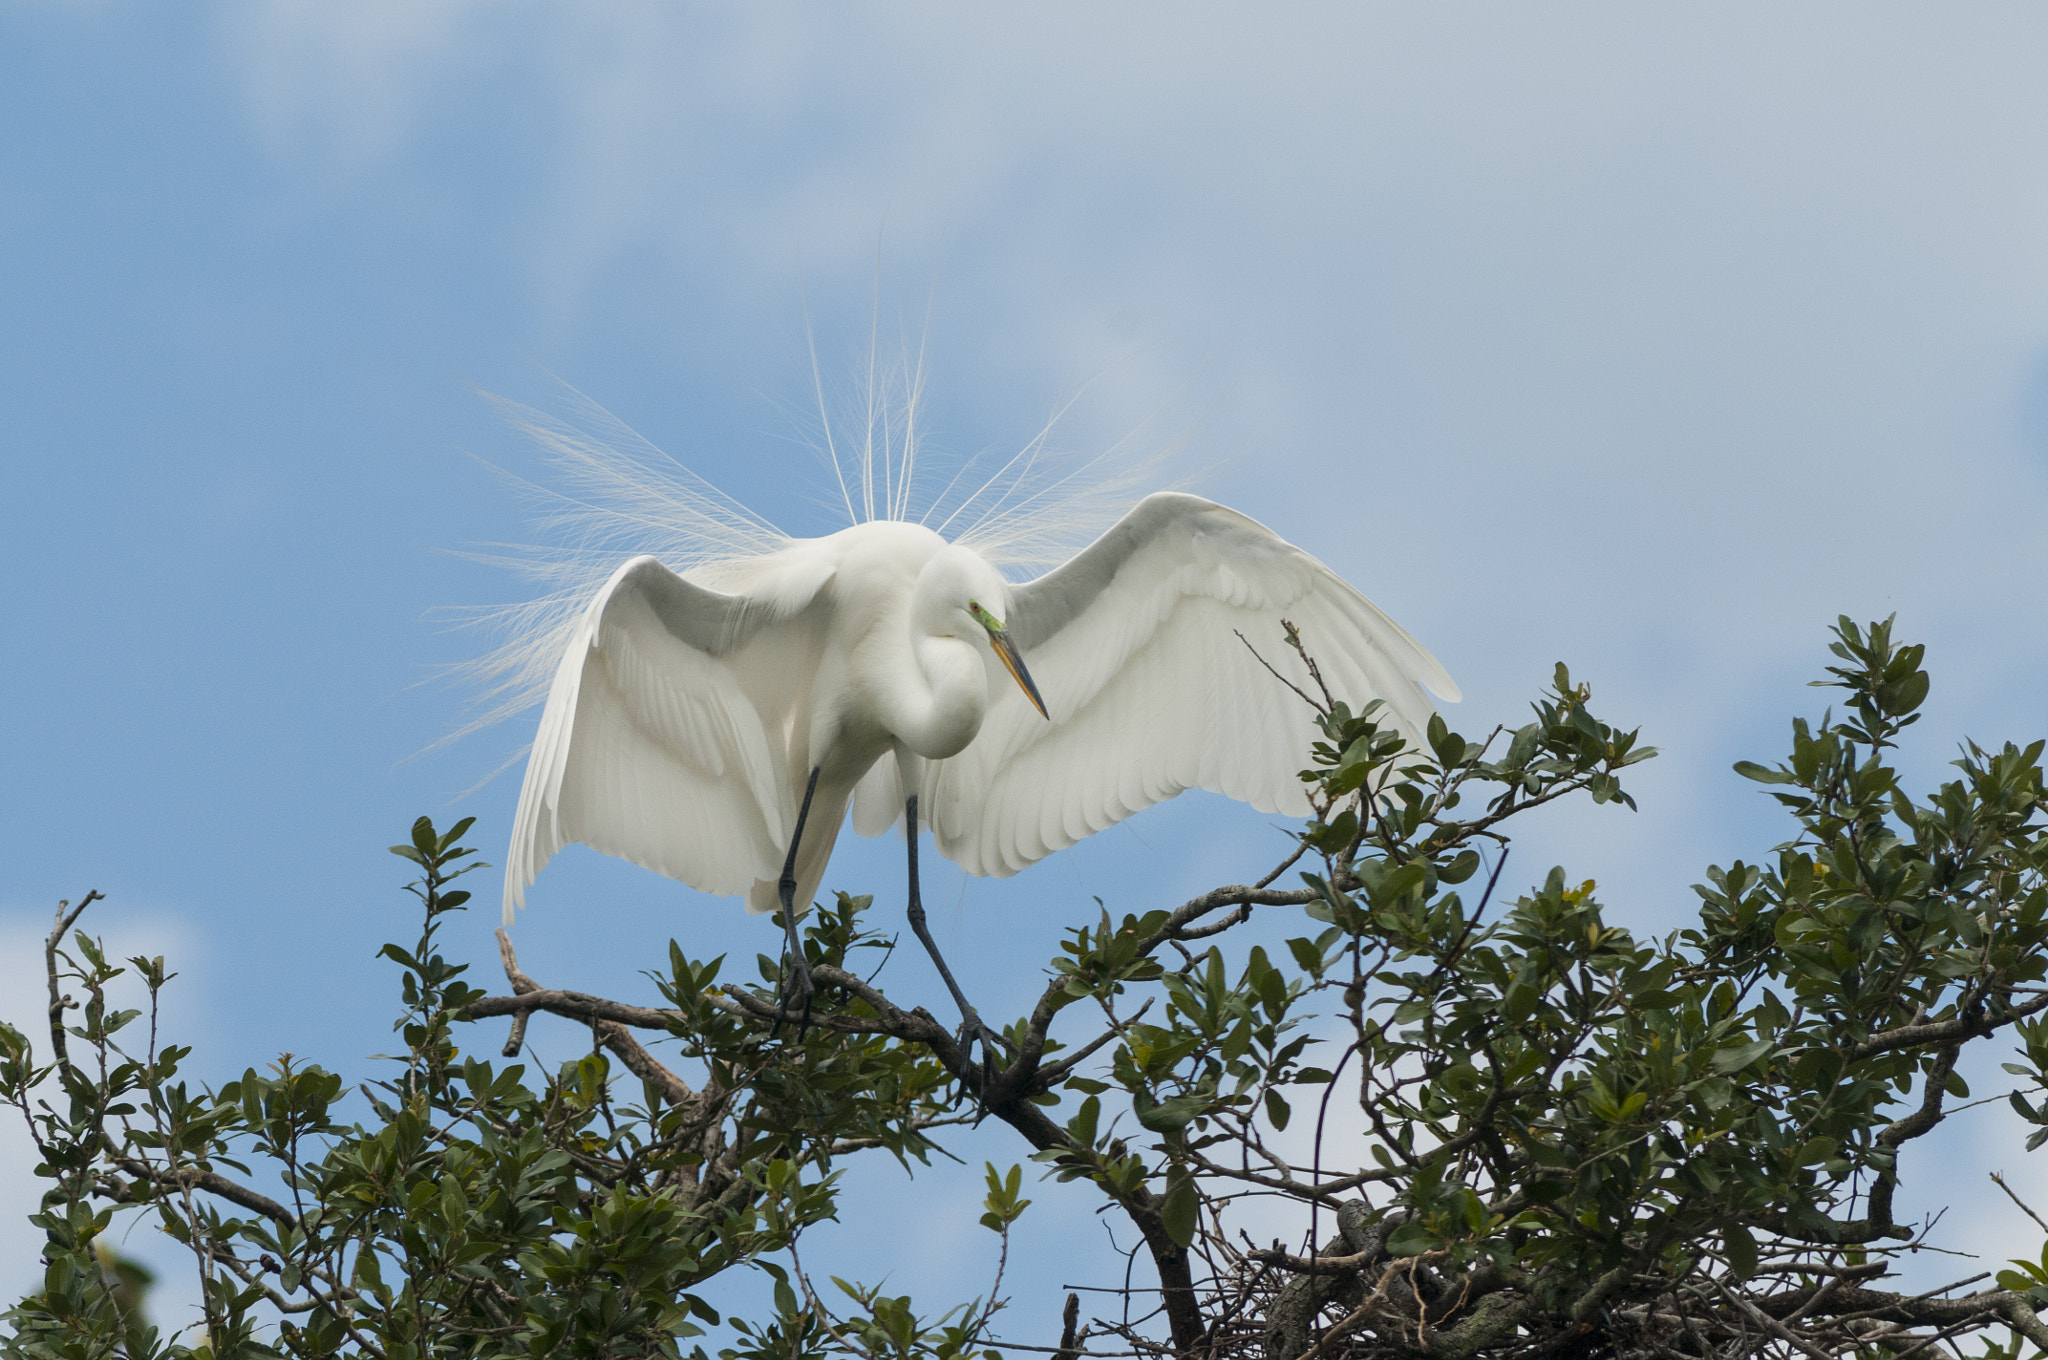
[502,553,832,923]
[922,492,1458,878]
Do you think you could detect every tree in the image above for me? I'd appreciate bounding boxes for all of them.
[9,617,2048,1360]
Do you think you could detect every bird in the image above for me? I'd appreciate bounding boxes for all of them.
[495,468,1461,1057]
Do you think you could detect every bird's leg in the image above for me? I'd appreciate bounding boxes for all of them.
[903,794,1013,1090]
[772,767,823,1038]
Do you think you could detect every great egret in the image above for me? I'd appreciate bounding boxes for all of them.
[498,482,1460,1053]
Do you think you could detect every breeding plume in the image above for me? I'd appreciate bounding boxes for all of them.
[489,393,1459,1050]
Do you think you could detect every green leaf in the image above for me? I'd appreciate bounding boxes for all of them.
[1385,1221,1438,1258]
[1733,761,1795,785]
[1710,1038,1774,1074]
[1722,1222,1758,1279]
[980,1162,1031,1231]
[1286,937,1327,978]
[1440,850,1482,885]
[1880,669,1930,717]
[1160,1166,1199,1248]
[1067,1096,1102,1148]
[1136,1094,1208,1133]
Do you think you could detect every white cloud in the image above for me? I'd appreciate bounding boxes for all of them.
[218,0,500,176]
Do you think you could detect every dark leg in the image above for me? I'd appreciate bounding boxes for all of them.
[903,794,1012,1086]
[772,767,823,1037]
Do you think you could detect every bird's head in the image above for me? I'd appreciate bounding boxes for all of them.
[966,598,1049,720]
[920,547,1050,721]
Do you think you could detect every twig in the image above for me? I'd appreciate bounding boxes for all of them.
[1993,1171,2048,1237]
[43,891,103,1067]
[109,1153,296,1228]
[479,932,699,1107]
[495,928,539,1056]
[1716,1279,1837,1360]
[1054,1292,1084,1360]
[1237,629,1326,715]
[1281,621,1338,713]
[1288,1249,1447,1360]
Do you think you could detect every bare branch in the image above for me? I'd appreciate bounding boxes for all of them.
[43,890,102,1068]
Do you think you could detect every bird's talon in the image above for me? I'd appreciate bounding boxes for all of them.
[957,1015,1012,1082]
[771,951,817,1039]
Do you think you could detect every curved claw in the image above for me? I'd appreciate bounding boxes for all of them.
[772,947,815,1040]
[956,1010,1016,1109]
[959,1015,1017,1057]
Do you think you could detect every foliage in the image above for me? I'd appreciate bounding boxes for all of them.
[10,617,2048,1360]
[0,819,970,1360]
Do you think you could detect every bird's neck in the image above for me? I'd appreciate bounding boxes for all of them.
[891,633,988,760]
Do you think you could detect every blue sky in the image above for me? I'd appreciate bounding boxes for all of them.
[7,1,2048,1345]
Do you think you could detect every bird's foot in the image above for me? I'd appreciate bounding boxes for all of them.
[771,949,815,1041]
[955,1009,1016,1105]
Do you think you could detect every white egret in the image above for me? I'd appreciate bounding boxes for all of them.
[497,470,1460,1053]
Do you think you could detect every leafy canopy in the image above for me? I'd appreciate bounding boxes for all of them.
[9,617,2048,1360]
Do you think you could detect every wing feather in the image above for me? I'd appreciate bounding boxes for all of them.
[925,494,1457,879]
[502,554,829,923]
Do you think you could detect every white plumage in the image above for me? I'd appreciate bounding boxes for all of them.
[502,490,1459,929]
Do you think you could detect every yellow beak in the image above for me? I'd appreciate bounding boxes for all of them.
[987,625,1050,720]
